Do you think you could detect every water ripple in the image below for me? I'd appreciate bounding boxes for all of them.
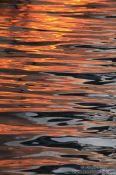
[0,0,116,174]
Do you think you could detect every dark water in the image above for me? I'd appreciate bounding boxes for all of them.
[0,0,116,174]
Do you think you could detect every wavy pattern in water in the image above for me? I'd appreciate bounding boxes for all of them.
[0,0,116,174]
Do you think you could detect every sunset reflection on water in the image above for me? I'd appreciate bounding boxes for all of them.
[0,0,116,174]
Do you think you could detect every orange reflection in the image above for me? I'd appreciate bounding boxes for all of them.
[0,0,115,114]
[0,0,116,173]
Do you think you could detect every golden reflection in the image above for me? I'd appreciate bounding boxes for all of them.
[48,0,88,5]
[0,1,115,112]
[0,0,89,51]
[0,0,116,174]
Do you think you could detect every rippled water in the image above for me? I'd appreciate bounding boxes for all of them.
[0,0,116,174]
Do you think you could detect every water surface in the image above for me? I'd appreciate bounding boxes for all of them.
[0,0,116,174]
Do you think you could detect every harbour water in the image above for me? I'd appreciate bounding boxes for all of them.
[0,0,116,174]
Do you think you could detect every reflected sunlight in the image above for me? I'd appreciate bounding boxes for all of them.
[0,0,116,173]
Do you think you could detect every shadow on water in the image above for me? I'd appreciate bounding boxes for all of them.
[0,0,116,174]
